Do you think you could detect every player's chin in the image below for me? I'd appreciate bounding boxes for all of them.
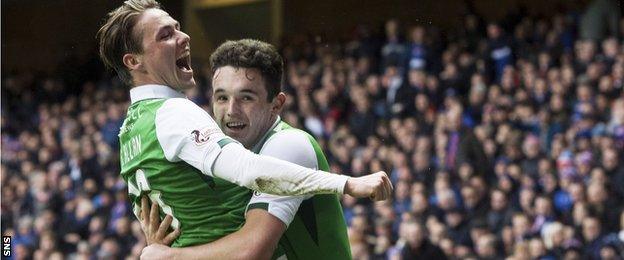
[174,71,195,87]
[177,79,196,90]
[225,127,248,139]
[224,127,243,135]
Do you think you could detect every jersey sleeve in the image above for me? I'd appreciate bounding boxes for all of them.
[246,130,316,226]
[156,98,349,196]
[154,98,232,176]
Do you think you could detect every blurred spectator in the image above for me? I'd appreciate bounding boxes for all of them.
[475,233,501,259]
[391,220,446,259]
[486,23,513,82]
[407,26,429,71]
[582,215,615,259]
[381,19,407,71]
[580,0,621,41]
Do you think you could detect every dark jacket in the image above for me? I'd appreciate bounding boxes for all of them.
[400,239,448,260]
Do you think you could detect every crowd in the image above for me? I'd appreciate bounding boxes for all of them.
[3,3,624,259]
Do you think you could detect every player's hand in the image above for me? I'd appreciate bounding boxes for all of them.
[139,195,180,245]
[344,171,393,201]
[140,244,174,260]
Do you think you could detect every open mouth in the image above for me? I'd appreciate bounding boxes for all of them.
[176,53,192,72]
[225,121,246,131]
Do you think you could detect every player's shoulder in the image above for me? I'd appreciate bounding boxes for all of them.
[261,128,318,168]
[156,98,209,119]
[160,97,202,111]
[264,128,313,150]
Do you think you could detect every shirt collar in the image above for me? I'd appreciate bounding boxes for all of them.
[129,84,186,104]
[250,116,282,152]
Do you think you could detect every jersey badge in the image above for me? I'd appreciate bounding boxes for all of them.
[190,127,219,145]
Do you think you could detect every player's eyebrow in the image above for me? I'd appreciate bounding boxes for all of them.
[238,89,258,95]
[213,88,259,96]
[155,25,172,36]
[155,21,179,36]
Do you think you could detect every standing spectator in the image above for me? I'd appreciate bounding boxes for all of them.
[407,26,429,71]
[381,19,407,71]
[580,0,621,41]
[444,103,488,174]
[392,220,447,259]
[486,23,513,82]
[487,189,513,233]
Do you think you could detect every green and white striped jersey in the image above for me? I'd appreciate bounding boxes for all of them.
[247,119,352,259]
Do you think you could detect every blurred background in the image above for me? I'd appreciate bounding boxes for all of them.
[3,0,624,259]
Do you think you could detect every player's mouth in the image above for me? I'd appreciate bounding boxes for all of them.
[225,121,246,132]
[176,52,192,74]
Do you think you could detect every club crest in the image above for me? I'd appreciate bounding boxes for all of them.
[190,127,218,145]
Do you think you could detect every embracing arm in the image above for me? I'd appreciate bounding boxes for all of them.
[173,209,284,260]
[140,203,285,260]
[212,143,346,195]
[155,98,392,199]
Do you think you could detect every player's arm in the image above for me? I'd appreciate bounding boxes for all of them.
[173,209,285,260]
[141,202,284,260]
[155,98,392,199]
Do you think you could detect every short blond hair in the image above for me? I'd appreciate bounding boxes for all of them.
[96,0,161,86]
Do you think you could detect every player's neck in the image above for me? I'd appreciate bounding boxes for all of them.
[248,115,280,150]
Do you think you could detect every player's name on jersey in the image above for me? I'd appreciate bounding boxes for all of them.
[120,107,143,135]
[121,135,142,165]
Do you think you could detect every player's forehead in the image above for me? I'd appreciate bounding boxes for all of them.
[213,66,266,95]
[135,8,178,35]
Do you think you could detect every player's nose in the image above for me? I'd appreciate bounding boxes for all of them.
[226,99,242,116]
[177,31,190,48]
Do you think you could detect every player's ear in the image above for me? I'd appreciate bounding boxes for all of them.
[271,92,286,114]
[123,53,144,72]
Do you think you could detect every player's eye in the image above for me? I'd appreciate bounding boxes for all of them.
[242,96,254,101]
[216,96,228,102]
[160,33,171,40]
[159,28,174,40]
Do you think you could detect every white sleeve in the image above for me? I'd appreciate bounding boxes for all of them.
[246,130,316,226]
[155,98,349,196]
[155,98,230,176]
[212,144,348,195]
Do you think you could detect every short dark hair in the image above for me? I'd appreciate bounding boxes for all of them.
[96,0,162,86]
[210,39,283,101]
